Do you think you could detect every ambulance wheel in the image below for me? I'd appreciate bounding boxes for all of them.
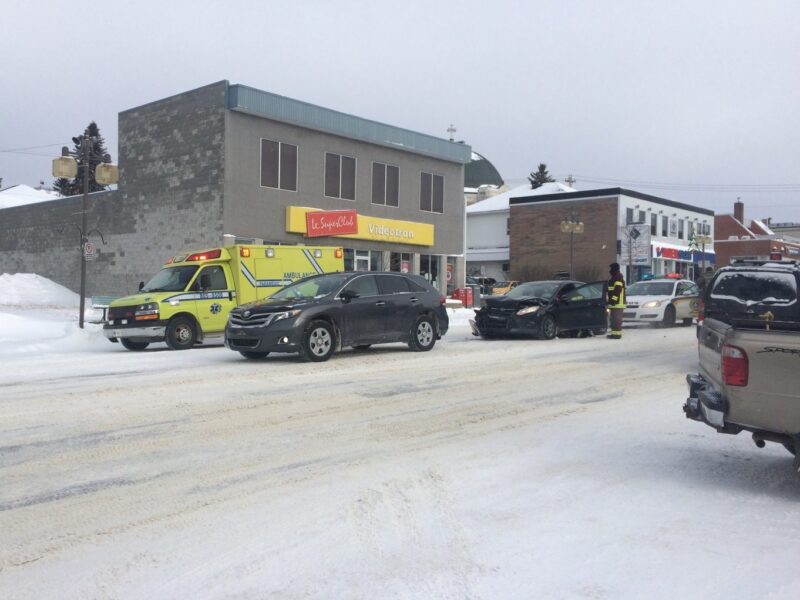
[300,320,335,362]
[240,351,269,359]
[408,315,436,351]
[120,338,149,351]
[166,316,196,350]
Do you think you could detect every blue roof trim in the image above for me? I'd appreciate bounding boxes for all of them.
[227,84,471,164]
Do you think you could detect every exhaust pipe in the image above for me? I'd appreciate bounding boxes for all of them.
[752,431,793,449]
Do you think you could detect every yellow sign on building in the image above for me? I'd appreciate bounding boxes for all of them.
[286,206,435,246]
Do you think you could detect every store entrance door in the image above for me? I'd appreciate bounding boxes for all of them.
[355,249,371,271]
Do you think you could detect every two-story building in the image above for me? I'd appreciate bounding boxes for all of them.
[509,188,715,283]
[0,81,471,296]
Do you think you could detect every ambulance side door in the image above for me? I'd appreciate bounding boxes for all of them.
[193,265,237,334]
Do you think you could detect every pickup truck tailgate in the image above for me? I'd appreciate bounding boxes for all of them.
[700,318,800,434]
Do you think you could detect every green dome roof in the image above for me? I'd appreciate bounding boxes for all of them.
[465,151,504,188]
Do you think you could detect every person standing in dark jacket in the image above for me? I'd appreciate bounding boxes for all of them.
[606,262,626,339]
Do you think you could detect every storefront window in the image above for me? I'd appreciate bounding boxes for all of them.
[390,252,412,273]
[420,254,439,288]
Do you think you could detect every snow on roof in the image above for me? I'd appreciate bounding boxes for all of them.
[0,184,62,210]
[466,181,576,214]
[750,219,775,236]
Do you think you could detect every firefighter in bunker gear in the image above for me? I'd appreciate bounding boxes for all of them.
[606,262,626,339]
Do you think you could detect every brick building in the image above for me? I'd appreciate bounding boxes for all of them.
[509,188,715,283]
[714,200,800,266]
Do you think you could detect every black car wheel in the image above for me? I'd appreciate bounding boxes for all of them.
[120,338,149,351]
[409,315,436,351]
[240,351,269,359]
[165,316,196,350]
[538,314,557,340]
[660,305,676,328]
[300,320,335,362]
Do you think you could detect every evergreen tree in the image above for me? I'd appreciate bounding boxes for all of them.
[53,121,112,196]
[528,163,555,189]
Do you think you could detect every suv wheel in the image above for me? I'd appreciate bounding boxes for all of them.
[300,320,335,362]
[409,315,436,351]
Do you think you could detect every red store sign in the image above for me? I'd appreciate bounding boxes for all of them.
[305,209,359,238]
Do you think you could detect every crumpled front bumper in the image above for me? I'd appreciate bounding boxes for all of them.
[684,373,728,430]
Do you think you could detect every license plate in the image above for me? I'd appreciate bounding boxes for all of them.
[113,329,125,337]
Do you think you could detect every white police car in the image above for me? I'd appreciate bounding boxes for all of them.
[623,278,699,327]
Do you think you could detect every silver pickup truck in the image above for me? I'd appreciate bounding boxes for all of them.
[684,259,800,478]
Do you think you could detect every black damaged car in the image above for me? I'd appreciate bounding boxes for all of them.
[470,280,608,340]
[225,271,448,362]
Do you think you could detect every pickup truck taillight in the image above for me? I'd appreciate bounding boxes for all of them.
[722,344,748,387]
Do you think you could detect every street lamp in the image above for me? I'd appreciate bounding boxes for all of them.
[52,135,118,328]
[559,211,584,277]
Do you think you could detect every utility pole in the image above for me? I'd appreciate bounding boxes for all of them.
[564,174,576,187]
[447,124,456,142]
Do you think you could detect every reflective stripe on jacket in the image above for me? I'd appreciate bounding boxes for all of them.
[607,273,626,308]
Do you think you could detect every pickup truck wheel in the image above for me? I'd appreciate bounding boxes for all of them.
[120,338,149,351]
[660,305,676,328]
[165,316,196,350]
[239,351,269,359]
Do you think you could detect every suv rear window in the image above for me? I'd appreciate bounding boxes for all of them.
[707,270,798,327]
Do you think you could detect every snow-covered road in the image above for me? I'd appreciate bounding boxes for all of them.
[1,309,799,599]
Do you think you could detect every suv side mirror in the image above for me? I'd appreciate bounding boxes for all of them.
[340,289,359,303]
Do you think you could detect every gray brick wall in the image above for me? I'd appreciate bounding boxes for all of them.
[0,82,227,298]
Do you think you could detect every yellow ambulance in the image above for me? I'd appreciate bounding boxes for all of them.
[103,244,344,350]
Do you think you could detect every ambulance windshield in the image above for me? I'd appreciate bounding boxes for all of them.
[141,266,199,292]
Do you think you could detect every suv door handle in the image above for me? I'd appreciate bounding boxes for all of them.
[410,297,420,303]
[375,301,386,307]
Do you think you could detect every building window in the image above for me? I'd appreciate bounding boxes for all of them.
[420,172,444,213]
[650,213,658,236]
[678,219,684,239]
[688,221,695,238]
[371,162,399,207]
[506,217,511,235]
[626,208,634,224]
[662,216,668,237]
[260,139,297,191]
[638,210,646,223]
[324,153,356,200]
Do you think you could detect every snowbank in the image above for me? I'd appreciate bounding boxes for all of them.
[0,272,80,308]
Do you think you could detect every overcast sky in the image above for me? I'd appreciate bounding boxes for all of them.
[2,0,798,221]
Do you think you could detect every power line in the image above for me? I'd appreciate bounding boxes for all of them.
[563,174,800,192]
[0,143,63,153]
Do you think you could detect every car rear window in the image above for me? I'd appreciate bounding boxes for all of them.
[706,270,799,327]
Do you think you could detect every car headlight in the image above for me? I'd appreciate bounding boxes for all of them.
[134,302,159,320]
[641,300,663,308]
[517,305,540,316]
[271,309,301,323]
